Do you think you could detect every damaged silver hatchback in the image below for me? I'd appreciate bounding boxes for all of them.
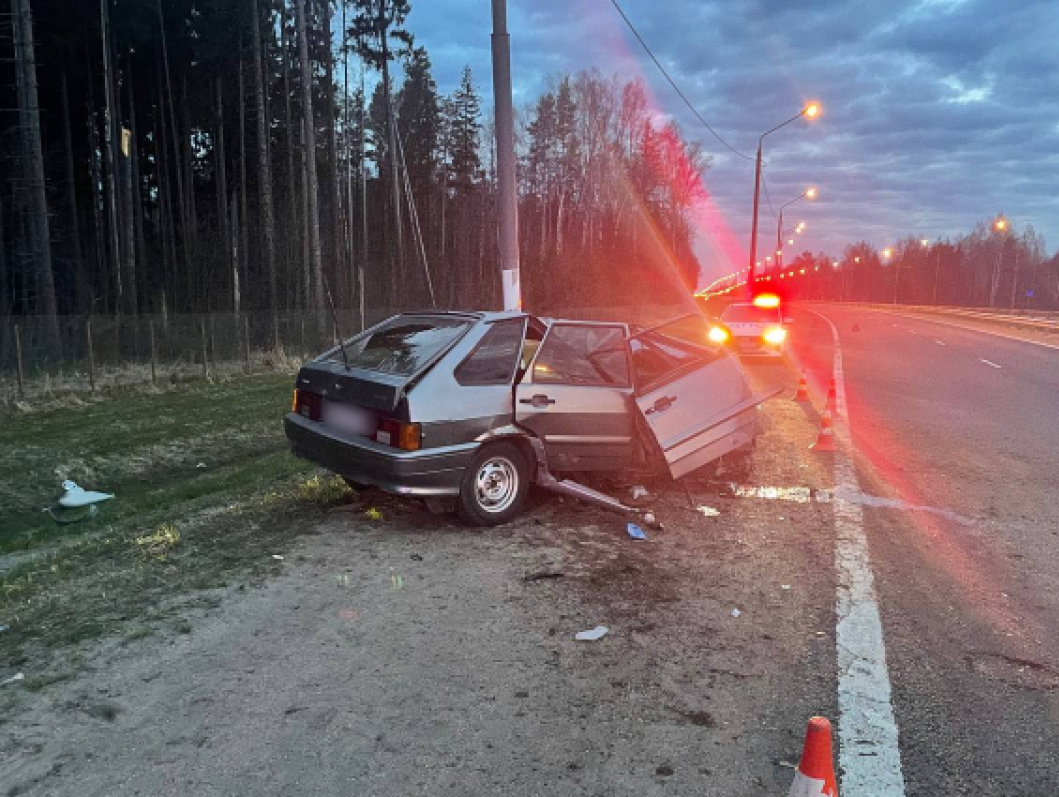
[284,310,776,525]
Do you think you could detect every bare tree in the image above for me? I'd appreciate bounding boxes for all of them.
[295,0,324,312]
[10,0,58,339]
[252,0,278,345]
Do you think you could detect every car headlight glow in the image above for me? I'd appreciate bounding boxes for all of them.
[763,327,787,344]
[708,326,730,344]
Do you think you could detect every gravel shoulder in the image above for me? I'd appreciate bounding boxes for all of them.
[2,367,839,797]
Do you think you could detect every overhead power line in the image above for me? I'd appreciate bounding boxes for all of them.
[607,0,754,161]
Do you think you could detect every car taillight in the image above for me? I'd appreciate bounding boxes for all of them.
[293,389,322,421]
[376,418,421,451]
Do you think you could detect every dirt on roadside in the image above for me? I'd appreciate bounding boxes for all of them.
[1,388,840,797]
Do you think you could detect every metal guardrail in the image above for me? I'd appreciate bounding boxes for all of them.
[816,302,1059,332]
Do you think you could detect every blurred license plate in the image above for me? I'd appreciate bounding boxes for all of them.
[322,400,377,436]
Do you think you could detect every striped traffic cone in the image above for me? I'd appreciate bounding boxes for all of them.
[825,378,838,413]
[788,716,838,797]
[811,409,836,451]
[793,372,810,402]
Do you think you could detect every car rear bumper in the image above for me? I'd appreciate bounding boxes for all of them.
[284,413,477,496]
[732,336,784,358]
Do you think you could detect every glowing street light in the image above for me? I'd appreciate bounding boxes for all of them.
[775,187,818,271]
[882,248,893,259]
[994,216,1008,232]
[747,104,823,284]
[920,239,930,248]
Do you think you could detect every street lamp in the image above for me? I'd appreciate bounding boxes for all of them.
[775,186,818,272]
[747,103,821,285]
[991,215,1009,307]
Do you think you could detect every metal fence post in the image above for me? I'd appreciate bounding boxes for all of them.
[243,315,251,373]
[200,317,209,378]
[149,320,157,384]
[14,324,25,400]
[86,319,96,392]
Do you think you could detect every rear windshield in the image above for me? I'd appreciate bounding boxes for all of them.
[325,317,470,376]
[721,304,781,324]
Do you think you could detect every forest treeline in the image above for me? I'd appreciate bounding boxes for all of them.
[1,0,708,348]
[717,218,1059,310]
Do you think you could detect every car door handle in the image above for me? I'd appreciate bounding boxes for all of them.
[645,395,676,415]
[519,394,556,408]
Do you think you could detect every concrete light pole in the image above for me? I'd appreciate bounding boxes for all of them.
[491,0,521,310]
[746,102,820,286]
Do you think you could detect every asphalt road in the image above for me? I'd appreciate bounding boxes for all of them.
[788,303,1059,795]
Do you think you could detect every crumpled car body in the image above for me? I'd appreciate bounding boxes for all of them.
[284,310,775,524]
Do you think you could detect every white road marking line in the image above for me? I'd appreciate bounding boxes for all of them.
[864,308,1059,352]
[803,308,908,796]
[934,339,946,346]
[980,359,1002,369]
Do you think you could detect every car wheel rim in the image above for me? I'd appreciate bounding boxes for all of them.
[475,456,519,514]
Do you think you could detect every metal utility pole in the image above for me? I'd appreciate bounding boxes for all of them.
[775,207,782,274]
[1009,246,1021,310]
[932,248,942,305]
[491,0,521,310]
[747,140,763,286]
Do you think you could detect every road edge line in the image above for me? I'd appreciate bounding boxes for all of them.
[803,307,908,796]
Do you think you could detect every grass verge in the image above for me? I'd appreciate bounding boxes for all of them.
[0,373,358,716]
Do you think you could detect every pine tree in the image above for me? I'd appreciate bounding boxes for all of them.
[448,66,481,192]
[396,46,440,190]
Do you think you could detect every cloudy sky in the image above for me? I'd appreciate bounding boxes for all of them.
[405,0,1059,281]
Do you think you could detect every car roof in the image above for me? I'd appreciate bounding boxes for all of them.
[395,309,528,323]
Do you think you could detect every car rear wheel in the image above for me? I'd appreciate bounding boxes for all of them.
[459,442,530,526]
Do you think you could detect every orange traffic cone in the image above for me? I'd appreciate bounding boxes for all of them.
[825,378,838,413]
[811,409,836,451]
[793,372,810,402]
[787,716,839,797]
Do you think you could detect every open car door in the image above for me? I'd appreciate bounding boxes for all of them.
[630,314,779,479]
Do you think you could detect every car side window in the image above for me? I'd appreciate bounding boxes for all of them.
[532,324,629,387]
[631,316,725,392]
[454,319,525,386]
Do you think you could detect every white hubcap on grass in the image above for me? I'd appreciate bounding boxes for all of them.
[475,457,519,513]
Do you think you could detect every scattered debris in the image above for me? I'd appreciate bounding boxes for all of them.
[1,672,25,687]
[0,624,8,633]
[524,571,565,582]
[337,573,350,587]
[58,480,114,508]
[631,485,649,500]
[272,554,284,561]
[575,625,609,642]
[781,584,792,590]
[696,505,721,517]
[365,508,383,521]
[730,608,742,618]
[391,573,404,590]
[656,765,675,777]
[643,512,658,527]
[626,522,647,540]
[196,462,208,469]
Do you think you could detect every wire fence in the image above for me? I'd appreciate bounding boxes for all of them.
[1,304,693,402]
[0,310,396,402]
